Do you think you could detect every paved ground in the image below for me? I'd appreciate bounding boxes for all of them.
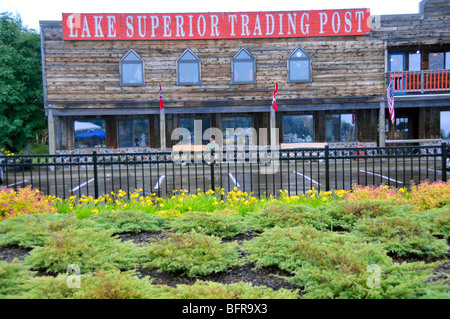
[0,156,445,199]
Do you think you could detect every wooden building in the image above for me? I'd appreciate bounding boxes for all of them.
[39,0,450,154]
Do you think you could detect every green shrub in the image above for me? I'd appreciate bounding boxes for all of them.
[87,210,169,234]
[0,261,33,298]
[0,213,82,248]
[242,226,394,298]
[414,205,450,239]
[375,261,450,299]
[24,227,145,274]
[143,230,242,277]
[170,211,250,238]
[13,269,160,299]
[321,200,414,231]
[242,226,391,273]
[245,204,332,231]
[153,280,300,299]
[352,216,449,257]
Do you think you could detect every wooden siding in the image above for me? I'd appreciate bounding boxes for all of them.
[41,21,385,109]
[372,0,450,46]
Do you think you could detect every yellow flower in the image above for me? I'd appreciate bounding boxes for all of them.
[91,209,99,214]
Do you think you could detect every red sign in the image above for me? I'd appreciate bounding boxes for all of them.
[62,9,370,41]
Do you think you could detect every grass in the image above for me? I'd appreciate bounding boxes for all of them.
[0,181,449,299]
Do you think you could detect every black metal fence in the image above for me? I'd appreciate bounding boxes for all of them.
[0,144,448,199]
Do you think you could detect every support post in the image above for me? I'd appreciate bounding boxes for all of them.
[47,107,56,155]
[160,107,166,151]
[379,99,386,147]
[270,107,276,149]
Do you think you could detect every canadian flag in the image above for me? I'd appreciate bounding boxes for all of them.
[272,83,278,112]
[159,85,163,110]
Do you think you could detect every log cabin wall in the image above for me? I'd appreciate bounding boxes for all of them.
[41,18,385,150]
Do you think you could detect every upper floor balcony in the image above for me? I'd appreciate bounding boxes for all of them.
[388,49,449,95]
[388,69,450,95]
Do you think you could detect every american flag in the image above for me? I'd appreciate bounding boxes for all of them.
[387,80,395,125]
[272,83,278,112]
[159,85,163,110]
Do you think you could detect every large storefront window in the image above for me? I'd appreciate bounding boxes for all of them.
[180,117,210,145]
[74,120,106,148]
[118,119,149,147]
[325,114,355,142]
[441,111,450,139]
[283,115,313,143]
[222,116,253,145]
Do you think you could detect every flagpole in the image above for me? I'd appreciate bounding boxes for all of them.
[379,98,386,147]
[159,86,166,151]
[160,107,166,151]
[270,83,278,149]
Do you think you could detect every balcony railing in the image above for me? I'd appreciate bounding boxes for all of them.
[388,69,450,94]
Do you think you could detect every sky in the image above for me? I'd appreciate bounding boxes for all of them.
[0,0,422,31]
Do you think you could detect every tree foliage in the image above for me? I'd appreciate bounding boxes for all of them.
[0,12,45,152]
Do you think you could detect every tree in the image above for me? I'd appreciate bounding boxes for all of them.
[0,12,45,153]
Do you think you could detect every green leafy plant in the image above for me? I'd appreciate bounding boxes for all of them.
[24,227,145,274]
[321,199,414,231]
[0,260,33,298]
[152,280,300,299]
[245,204,332,231]
[352,215,449,257]
[86,210,169,234]
[170,211,250,238]
[143,230,242,277]
[0,213,81,248]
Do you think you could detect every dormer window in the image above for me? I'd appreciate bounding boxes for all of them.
[120,50,145,87]
[232,48,256,84]
[288,47,312,83]
[177,49,201,85]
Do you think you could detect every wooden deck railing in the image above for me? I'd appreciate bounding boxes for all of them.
[388,69,450,94]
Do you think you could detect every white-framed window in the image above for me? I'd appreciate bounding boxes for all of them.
[232,48,256,84]
[177,49,201,85]
[120,50,145,87]
[288,46,312,83]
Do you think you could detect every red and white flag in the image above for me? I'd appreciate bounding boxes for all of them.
[387,80,395,125]
[159,85,164,110]
[272,83,278,112]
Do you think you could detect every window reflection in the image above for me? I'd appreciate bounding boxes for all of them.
[223,116,253,146]
[118,119,149,147]
[283,115,314,143]
[74,120,106,148]
[325,114,355,142]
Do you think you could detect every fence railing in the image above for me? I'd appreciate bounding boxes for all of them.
[0,144,448,199]
[388,69,450,94]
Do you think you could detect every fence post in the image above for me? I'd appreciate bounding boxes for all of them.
[210,149,215,191]
[93,151,99,199]
[325,145,330,192]
[442,143,447,182]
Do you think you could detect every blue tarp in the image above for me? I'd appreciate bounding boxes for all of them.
[74,129,106,140]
